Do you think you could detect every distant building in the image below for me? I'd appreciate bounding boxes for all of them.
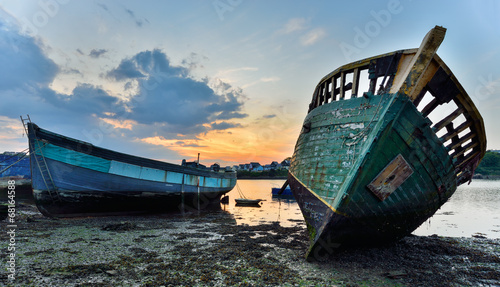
[250,162,263,172]
[270,161,281,170]
[280,159,290,170]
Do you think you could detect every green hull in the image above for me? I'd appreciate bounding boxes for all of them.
[289,26,486,260]
[289,92,456,259]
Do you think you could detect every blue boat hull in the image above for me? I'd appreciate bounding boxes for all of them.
[27,123,236,217]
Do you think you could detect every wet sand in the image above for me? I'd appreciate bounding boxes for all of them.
[1,202,499,286]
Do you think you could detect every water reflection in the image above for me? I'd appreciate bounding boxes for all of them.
[222,179,304,227]
[225,179,500,239]
[413,179,500,239]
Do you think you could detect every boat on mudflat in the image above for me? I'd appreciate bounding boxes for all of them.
[24,120,237,218]
[287,26,486,260]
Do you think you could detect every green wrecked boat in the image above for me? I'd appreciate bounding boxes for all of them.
[287,26,486,260]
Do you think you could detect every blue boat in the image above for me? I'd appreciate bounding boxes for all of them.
[271,187,293,196]
[24,120,237,217]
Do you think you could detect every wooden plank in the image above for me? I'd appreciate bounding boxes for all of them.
[440,121,472,142]
[433,107,463,133]
[393,26,447,97]
[330,77,336,102]
[367,154,414,201]
[352,68,360,98]
[420,97,440,118]
[451,141,478,159]
[447,132,475,151]
[339,72,345,99]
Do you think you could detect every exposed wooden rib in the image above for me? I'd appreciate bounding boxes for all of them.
[440,121,472,142]
[455,150,480,169]
[312,88,320,110]
[433,107,463,133]
[451,141,478,159]
[340,72,346,99]
[369,78,377,94]
[413,88,428,107]
[447,132,475,151]
[351,68,360,98]
[420,97,440,118]
[322,82,328,104]
[330,77,336,102]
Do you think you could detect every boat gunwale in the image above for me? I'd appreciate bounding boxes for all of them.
[28,123,236,179]
[306,47,486,181]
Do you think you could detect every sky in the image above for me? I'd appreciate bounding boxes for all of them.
[0,0,499,167]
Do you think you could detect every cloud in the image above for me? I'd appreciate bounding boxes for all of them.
[106,49,187,81]
[300,28,326,46]
[0,23,59,91]
[44,83,120,117]
[211,121,242,130]
[105,49,248,137]
[89,48,108,58]
[281,18,307,34]
[0,17,247,161]
[124,7,149,27]
[279,18,326,46]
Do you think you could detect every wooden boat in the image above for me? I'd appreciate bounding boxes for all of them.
[23,120,237,217]
[287,26,486,260]
[235,198,263,206]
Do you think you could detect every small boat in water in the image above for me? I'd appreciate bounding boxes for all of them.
[23,119,237,217]
[235,198,263,206]
[288,26,486,260]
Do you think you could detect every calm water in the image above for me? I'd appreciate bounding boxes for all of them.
[226,179,500,239]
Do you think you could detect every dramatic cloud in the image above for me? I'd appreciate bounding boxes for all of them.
[0,17,247,161]
[105,49,248,137]
[0,22,59,91]
[44,84,120,117]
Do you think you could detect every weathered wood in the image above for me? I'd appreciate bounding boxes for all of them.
[394,26,447,97]
[420,97,440,118]
[330,77,336,102]
[339,72,346,99]
[351,68,360,98]
[433,107,463,133]
[447,132,475,151]
[367,154,414,201]
[451,141,478,159]
[440,121,472,143]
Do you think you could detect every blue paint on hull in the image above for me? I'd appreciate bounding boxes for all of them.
[27,123,236,217]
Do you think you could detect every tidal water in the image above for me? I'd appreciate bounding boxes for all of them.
[226,179,500,239]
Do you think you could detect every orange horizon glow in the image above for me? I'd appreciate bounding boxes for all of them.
[141,123,299,167]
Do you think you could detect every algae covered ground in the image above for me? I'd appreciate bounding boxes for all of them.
[1,202,499,286]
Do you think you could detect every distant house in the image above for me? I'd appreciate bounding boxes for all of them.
[250,162,263,172]
[280,159,290,170]
[263,164,272,171]
[270,161,281,170]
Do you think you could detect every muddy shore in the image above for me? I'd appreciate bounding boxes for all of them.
[1,202,499,286]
